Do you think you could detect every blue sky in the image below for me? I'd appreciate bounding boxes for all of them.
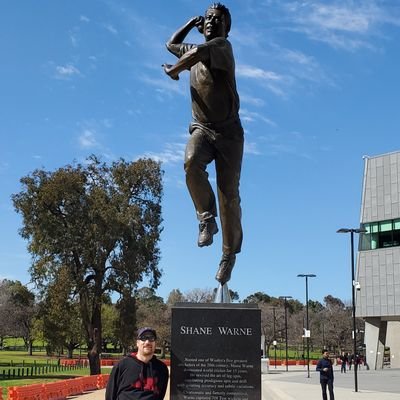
[1,0,400,304]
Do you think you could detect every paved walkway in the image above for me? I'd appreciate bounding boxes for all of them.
[262,365,400,399]
[76,365,399,399]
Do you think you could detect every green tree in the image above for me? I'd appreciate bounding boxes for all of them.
[8,281,37,355]
[308,300,324,313]
[228,290,240,302]
[243,291,271,304]
[184,288,214,303]
[166,289,185,306]
[136,287,169,357]
[40,266,84,358]
[259,304,284,357]
[102,303,118,352]
[115,292,137,354]
[12,156,163,374]
[324,295,345,310]
[323,296,346,352]
[0,280,14,345]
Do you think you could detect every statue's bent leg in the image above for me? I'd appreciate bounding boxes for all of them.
[184,129,218,246]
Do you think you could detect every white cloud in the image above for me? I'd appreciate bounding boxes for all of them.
[141,142,186,165]
[140,75,186,97]
[237,64,288,97]
[265,142,297,156]
[104,24,118,35]
[275,46,334,86]
[69,33,78,47]
[240,94,265,107]
[79,129,99,149]
[68,25,80,48]
[55,64,81,79]
[307,4,372,33]
[279,48,315,66]
[282,1,400,51]
[237,64,282,81]
[102,119,113,129]
[0,161,9,174]
[244,142,261,155]
[240,109,276,127]
[80,15,90,23]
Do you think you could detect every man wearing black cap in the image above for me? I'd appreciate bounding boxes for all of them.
[105,327,169,399]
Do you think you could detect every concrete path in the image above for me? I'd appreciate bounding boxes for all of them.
[75,365,400,399]
[262,365,400,399]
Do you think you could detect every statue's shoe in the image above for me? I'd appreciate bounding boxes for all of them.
[197,219,218,247]
[215,253,236,285]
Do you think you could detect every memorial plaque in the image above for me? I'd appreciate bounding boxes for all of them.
[171,303,261,400]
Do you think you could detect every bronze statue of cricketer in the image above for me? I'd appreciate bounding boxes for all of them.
[163,3,244,285]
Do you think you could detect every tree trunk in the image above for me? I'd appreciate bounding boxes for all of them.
[266,343,271,358]
[88,327,101,375]
[87,286,103,375]
[67,347,74,359]
[79,276,103,375]
[88,349,100,375]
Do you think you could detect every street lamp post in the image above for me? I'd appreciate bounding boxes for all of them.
[297,273,316,378]
[337,227,366,393]
[273,307,277,369]
[279,296,292,372]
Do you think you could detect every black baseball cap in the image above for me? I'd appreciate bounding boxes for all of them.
[137,327,157,339]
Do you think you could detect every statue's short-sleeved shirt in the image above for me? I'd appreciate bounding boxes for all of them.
[173,38,240,124]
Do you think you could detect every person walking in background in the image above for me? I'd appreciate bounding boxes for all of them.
[355,353,361,370]
[348,353,353,370]
[105,327,169,399]
[340,352,348,373]
[316,350,335,400]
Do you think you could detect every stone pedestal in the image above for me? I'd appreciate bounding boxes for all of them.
[170,303,261,400]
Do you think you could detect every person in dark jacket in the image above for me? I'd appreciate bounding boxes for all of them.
[339,352,348,373]
[316,350,334,400]
[105,327,169,400]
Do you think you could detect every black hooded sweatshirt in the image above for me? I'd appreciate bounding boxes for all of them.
[105,353,169,400]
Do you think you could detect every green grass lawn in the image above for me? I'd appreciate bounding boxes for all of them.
[0,351,62,367]
[267,347,322,360]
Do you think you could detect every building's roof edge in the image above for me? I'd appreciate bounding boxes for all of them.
[362,150,400,160]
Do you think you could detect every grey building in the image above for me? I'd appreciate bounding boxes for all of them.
[356,151,400,369]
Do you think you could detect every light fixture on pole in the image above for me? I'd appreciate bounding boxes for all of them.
[297,273,316,378]
[337,227,366,393]
[279,296,292,372]
[272,307,277,369]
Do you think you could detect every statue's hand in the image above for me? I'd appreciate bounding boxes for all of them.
[162,64,179,81]
[193,16,205,33]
